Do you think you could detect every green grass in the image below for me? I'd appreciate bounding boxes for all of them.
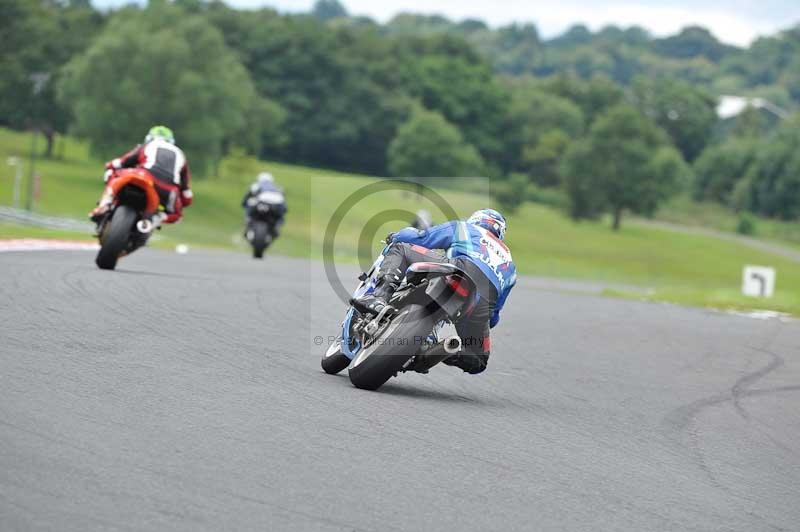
[653,194,800,250]
[1,126,798,315]
[0,221,94,241]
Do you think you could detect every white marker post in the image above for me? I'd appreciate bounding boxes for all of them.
[7,156,22,209]
[742,265,776,298]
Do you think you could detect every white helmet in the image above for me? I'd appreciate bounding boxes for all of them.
[257,172,275,185]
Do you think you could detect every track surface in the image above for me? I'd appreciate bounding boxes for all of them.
[1,248,798,531]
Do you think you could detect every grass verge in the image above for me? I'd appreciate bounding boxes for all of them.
[1,127,798,315]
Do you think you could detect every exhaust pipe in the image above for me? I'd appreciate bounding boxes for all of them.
[137,213,166,234]
[136,219,154,234]
[443,335,462,354]
[408,335,463,374]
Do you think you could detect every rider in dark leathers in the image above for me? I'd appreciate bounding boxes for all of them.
[242,172,287,238]
[354,209,516,374]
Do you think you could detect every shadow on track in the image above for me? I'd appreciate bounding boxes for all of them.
[375,380,484,404]
[318,368,491,404]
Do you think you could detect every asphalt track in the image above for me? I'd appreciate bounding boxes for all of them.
[1,247,798,531]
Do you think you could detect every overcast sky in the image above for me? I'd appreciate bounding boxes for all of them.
[96,1,799,46]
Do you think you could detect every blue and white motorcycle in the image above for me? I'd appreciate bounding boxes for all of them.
[321,244,475,391]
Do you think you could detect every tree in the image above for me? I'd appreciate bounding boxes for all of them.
[541,75,624,126]
[0,0,56,130]
[549,25,592,48]
[507,81,584,137]
[504,81,584,183]
[653,26,737,62]
[631,77,717,161]
[58,3,266,173]
[0,0,105,156]
[740,118,800,220]
[478,23,541,75]
[398,48,509,167]
[206,8,410,174]
[228,97,288,160]
[493,172,529,213]
[693,138,758,204]
[561,104,685,230]
[387,106,485,179]
[311,0,347,21]
[730,105,770,138]
[521,129,572,187]
[721,27,800,88]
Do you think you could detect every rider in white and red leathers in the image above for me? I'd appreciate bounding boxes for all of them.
[90,125,193,225]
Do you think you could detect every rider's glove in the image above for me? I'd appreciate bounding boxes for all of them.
[384,231,396,244]
[181,189,193,207]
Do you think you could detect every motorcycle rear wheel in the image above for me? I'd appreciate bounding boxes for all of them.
[252,220,269,259]
[348,304,438,391]
[95,205,137,270]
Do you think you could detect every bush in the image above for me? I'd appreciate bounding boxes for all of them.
[736,213,757,235]
[387,106,486,179]
[492,173,529,213]
[526,183,569,209]
[692,138,758,205]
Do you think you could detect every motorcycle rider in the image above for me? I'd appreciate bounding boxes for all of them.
[242,172,287,237]
[353,209,516,375]
[89,125,193,226]
[411,209,433,230]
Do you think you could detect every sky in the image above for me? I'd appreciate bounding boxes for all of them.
[95,0,800,46]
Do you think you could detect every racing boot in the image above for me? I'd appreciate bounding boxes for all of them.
[89,188,115,234]
[350,268,402,315]
[443,352,489,374]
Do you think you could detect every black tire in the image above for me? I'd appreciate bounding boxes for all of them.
[252,221,268,259]
[321,341,351,375]
[348,304,438,391]
[95,205,137,270]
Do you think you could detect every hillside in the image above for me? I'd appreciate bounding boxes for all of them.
[5,1,800,233]
[1,127,798,315]
[378,14,800,111]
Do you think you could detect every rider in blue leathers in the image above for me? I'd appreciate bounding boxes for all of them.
[354,209,516,374]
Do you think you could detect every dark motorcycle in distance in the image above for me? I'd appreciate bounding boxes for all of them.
[94,168,163,270]
[245,190,285,259]
[322,245,475,391]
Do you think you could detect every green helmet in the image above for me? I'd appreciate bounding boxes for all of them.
[145,125,175,144]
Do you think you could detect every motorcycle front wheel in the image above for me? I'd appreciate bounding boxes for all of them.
[321,339,351,375]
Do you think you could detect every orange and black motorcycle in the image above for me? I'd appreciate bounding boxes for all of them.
[94,168,162,270]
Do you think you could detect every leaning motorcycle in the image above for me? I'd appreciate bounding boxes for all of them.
[321,245,475,391]
[94,168,162,270]
[245,190,284,259]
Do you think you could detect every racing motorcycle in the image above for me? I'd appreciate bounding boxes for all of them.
[321,245,475,391]
[245,190,285,259]
[94,168,163,270]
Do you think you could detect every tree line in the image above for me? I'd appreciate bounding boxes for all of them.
[2,0,799,228]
